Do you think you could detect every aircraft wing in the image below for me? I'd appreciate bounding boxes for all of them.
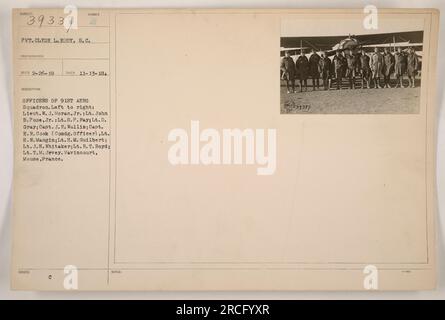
[281,31,424,54]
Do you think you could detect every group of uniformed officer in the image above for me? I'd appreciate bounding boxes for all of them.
[281,47,419,93]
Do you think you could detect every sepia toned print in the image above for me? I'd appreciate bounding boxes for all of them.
[11,8,439,291]
[281,31,424,114]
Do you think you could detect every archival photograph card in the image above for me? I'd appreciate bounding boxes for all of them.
[11,8,439,291]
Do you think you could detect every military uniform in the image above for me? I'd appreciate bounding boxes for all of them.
[318,56,331,90]
[394,51,407,88]
[332,54,345,89]
[309,52,321,90]
[407,53,419,77]
[359,53,371,88]
[382,51,395,88]
[280,56,296,92]
[407,52,419,88]
[345,53,358,89]
[370,51,384,88]
[394,51,407,76]
[296,54,310,91]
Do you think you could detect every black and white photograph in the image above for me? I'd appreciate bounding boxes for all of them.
[280,30,424,114]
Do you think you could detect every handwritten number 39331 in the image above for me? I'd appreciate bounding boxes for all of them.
[27,15,69,30]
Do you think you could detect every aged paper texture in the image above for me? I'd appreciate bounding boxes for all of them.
[11,8,439,290]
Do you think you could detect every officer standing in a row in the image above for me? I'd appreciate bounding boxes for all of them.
[407,47,419,88]
[309,48,321,90]
[359,48,371,89]
[383,47,395,88]
[394,47,407,88]
[345,49,358,89]
[318,51,331,90]
[280,50,296,93]
[370,47,384,89]
[332,50,346,90]
[296,51,310,92]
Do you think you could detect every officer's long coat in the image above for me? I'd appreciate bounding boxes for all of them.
[309,53,321,78]
[407,53,419,77]
[359,54,371,70]
[383,52,395,76]
[394,52,407,76]
[345,54,358,77]
[318,57,331,79]
[359,53,371,77]
[370,52,384,77]
[296,55,310,80]
[280,56,296,80]
[332,54,345,78]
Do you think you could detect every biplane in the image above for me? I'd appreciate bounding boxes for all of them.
[280,30,424,61]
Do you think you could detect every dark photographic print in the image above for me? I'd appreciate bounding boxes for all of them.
[280,30,424,114]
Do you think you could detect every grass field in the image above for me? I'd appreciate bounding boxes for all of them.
[280,80,421,114]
